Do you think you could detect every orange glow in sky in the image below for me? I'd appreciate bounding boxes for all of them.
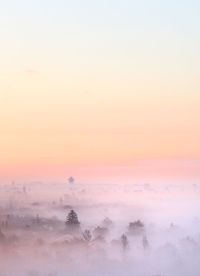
[0,1,200,181]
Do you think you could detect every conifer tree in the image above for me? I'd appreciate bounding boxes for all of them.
[66,210,80,229]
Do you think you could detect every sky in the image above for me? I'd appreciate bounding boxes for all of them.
[0,0,200,181]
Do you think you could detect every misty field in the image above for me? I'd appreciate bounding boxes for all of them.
[0,181,200,276]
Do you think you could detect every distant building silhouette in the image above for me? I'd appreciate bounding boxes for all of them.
[68,177,74,184]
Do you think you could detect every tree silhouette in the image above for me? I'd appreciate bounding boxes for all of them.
[128,220,144,235]
[121,234,128,251]
[102,217,113,228]
[142,235,149,249]
[66,210,80,230]
[83,229,92,243]
[93,226,108,238]
[0,229,5,243]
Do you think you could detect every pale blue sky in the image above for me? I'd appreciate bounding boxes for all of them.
[0,0,200,76]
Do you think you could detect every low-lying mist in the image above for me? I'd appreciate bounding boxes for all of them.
[0,181,200,276]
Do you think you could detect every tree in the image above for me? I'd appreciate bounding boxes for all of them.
[102,217,113,228]
[128,220,144,235]
[0,229,4,238]
[121,234,128,251]
[142,235,149,249]
[93,226,108,238]
[82,229,92,260]
[36,214,41,225]
[83,229,92,243]
[66,210,80,230]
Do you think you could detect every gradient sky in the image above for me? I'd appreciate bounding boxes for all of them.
[0,0,200,181]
